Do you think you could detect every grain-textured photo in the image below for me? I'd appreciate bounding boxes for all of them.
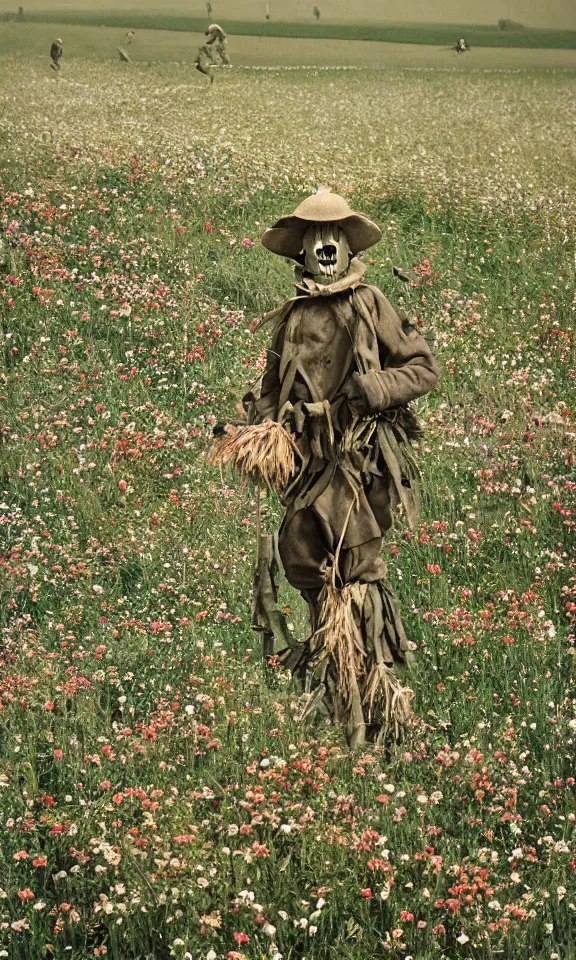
[0,2,575,958]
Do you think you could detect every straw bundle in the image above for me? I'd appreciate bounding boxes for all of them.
[314,582,414,747]
[209,419,298,491]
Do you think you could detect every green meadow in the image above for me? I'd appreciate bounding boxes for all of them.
[0,31,575,960]
[3,9,576,48]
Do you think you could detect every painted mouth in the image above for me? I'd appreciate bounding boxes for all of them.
[317,245,338,275]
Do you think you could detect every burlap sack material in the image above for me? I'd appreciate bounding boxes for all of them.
[218,191,439,748]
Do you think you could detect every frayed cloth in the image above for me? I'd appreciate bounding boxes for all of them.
[283,579,414,749]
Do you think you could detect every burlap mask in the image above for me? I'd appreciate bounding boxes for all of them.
[302,223,352,282]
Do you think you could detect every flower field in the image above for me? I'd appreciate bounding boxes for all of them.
[0,57,575,960]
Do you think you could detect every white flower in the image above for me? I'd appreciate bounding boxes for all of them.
[260,758,270,768]
[456,933,470,944]
[262,922,276,936]
[280,824,292,834]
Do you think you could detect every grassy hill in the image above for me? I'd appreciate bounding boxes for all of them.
[4,10,576,48]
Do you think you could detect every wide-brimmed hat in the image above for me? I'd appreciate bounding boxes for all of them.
[261,188,382,259]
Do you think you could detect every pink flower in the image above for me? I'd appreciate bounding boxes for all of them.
[360,888,372,898]
[241,237,254,248]
[233,932,250,945]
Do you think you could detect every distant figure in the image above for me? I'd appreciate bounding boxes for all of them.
[454,37,470,54]
[17,6,24,18]
[124,30,135,45]
[265,2,270,20]
[206,1,212,17]
[195,41,216,84]
[50,38,63,72]
[313,5,321,20]
[205,23,230,66]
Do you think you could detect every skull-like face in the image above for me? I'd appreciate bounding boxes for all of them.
[302,223,352,283]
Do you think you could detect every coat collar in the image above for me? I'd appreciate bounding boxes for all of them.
[294,257,367,297]
[254,259,368,331]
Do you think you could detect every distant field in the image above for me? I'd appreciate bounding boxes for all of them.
[0,0,573,30]
[5,22,576,69]
[3,9,576,49]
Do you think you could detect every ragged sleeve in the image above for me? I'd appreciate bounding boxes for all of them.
[243,319,286,424]
[354,286,439,411]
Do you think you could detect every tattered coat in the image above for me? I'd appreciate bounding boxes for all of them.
[247,261,438,745]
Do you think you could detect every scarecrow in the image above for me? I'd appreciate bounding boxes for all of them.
[50,38,63,72]
[205,23,230,65]
[213,189,438,748]
[195,24,230,83]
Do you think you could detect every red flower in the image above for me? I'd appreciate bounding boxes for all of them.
[205,222,213,232]
[233,932,250,945]
[360,888,372,898]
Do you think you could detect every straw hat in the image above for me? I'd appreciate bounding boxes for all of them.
[261,188,382,259]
